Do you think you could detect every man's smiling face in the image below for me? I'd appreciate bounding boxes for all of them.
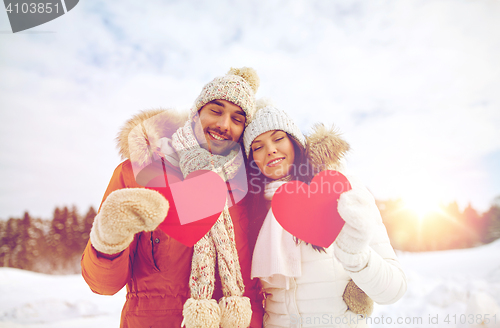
[193,99,246,156]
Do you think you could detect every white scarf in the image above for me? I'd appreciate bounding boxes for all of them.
[251,179,302,290]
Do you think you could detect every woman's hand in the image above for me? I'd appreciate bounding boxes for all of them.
[334,176,381,271]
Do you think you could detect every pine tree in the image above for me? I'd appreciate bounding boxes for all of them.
[463,203,483,246]
[65,206,79,254]
[0,219,10,266]
[16,212,32,270]
[47,207,69,271]
[484,197,500,243]
[80,206,96,249]
[29,217,51,273]
[1,218,21,268]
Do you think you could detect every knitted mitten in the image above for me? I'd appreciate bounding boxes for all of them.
[90,188,169,255]
[343,280,374,317]
[334,176,379,271]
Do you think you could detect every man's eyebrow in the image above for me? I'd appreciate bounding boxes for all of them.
[234,109,245,117]
[209,100,246,117]
[211,100,225,107]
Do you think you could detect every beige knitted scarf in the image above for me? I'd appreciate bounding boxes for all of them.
[171,121,252,328]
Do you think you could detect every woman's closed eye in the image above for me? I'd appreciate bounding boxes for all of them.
[252,145,262,152]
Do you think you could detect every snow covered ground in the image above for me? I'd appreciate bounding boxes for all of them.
[371,240,500,328]
[0,268,125,327]
[1,240,500,328]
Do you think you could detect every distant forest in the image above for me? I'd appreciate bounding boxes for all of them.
[1,198,499,275]
[378,197,500,252]
[0,206,96,274]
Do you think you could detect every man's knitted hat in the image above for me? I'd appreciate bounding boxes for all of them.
[243,98,306,156]
[191,67,260,126]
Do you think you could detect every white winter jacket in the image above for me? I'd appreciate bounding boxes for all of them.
[251,125,407,328]
[256,211,406,328]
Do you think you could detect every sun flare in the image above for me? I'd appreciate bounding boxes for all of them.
[402,194,443,220]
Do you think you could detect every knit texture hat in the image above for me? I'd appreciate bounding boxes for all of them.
[191,67,260,126]
[243,98,306,156]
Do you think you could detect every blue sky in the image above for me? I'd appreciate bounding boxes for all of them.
[1,0,499,219]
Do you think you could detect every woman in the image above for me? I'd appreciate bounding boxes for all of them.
[243,99,407,328]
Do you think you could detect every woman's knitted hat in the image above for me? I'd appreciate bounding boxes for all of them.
[191,67,260,126]
[243,98,306,156]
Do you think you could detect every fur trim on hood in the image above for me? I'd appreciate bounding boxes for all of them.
[117,109,189,167]
[305,123,350,173]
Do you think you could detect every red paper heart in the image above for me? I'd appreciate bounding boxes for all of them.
[272,170,352,248]
[147,170,227,247]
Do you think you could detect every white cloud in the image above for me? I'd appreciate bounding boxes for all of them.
[1,0,499,218]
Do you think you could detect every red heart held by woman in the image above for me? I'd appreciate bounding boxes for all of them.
[271,170,351,248]
[146,170,227,247]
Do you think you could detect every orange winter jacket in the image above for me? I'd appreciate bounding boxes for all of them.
[81,110,263,328]
[81,160,263,327]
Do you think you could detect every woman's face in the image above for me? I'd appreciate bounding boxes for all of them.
[251,130,295,180]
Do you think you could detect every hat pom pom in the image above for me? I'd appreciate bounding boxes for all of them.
[255,97,276,111]
[182,298,221,328]
[219,296,252,328]
[227,67,260,94]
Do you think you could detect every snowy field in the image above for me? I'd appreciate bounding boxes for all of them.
[1,240,500,328]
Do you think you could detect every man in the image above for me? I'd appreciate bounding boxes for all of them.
[81,67,263,328]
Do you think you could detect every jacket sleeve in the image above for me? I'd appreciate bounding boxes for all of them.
[348,219,407,305]
[81,238,136,295]
[81,160,141,295]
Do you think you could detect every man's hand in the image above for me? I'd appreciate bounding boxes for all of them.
[90,188,169,255]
